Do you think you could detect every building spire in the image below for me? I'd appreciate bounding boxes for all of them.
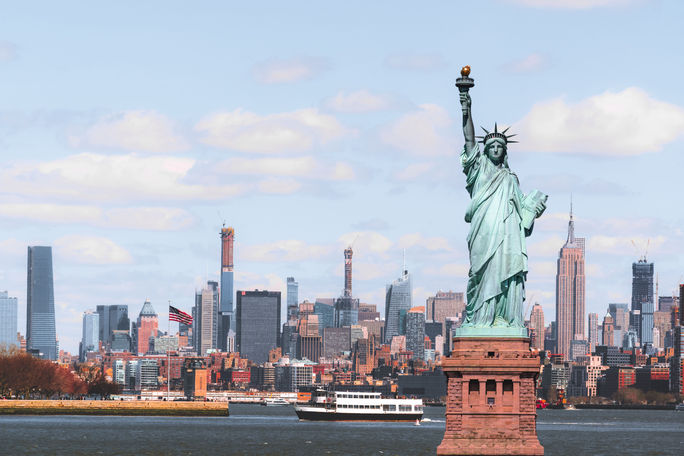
[567,195,575,244]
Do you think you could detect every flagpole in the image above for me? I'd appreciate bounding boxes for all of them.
[167,299,171,401]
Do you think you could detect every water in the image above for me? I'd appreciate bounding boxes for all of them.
[1,405,682,455]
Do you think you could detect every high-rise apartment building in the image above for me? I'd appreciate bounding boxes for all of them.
[26,246,57,360]
[529,303,545,350]
[406,306,425,360]
[236,290,281,364]
[132,300,158,355]
[384,268,412,343]
[287,276,298,318]
[0,291,18,349]
[588,312,599,352]
[555,210,585,359]
[80,310,99,361]
[631,259,654,343]
[194,281,218,355]
[219,227,234,351]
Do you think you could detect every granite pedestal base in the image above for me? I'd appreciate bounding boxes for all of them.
[437,337,544,456]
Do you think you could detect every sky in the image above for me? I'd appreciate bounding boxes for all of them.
[1,0,683,353]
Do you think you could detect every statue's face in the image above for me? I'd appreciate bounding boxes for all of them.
[486,140,506,165]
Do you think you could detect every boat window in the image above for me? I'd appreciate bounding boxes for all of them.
[383,404,396,411]
[399,405,412,412]
[415,405,423,411]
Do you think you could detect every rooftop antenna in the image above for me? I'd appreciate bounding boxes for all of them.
[402,248,406,274]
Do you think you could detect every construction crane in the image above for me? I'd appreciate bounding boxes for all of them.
[631,239,649,262]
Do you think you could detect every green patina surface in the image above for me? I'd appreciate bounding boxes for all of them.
[456,70,547,336]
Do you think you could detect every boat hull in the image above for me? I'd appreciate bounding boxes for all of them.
[295,408,422,422]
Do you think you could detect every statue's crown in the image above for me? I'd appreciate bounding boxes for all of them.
[476,123,517,145]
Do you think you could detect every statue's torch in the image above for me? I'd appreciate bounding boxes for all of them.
[455,65,474,93]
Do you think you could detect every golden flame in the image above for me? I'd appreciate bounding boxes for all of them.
[461,65,471,77]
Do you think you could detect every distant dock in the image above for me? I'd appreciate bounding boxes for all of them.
[0,400,229,416]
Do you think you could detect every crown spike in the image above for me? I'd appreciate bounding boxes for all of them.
[494,123,498,133]
[480,126,490,135]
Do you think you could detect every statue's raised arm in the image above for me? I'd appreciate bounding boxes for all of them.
[456,66,475,152]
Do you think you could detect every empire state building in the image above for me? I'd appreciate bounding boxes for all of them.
[555,208,585,358]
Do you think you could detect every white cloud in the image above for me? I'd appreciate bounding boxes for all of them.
[252,56,329,84]
[587,235,666,254]
[516,88,684,155]
[216,156,355,181]
[55,235,133,265]
[502,53,549,73]
[241,240,333,262]
[435,263,469,277]
[397,233,453,252]
[506,0,639,9]
[0,41,17,62]
[380,104,455,156]
[394,162,434,180]
[69,110,188,153]
[0,153,245,202]
[325,90,394,113]
[0,203,194,230]
[196,108,351,153]
[257,178,302,194]
[384,53,446,71]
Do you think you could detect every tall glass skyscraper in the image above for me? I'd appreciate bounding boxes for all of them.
[26,246,57,360]
[287,277,299,320]
[384,268,412,343]
[631,259,654,343]
[0,291,18,348]
[80,310,99,361]
[236,290,281,364]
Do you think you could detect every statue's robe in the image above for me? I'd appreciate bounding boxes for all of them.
[461,143,531,327]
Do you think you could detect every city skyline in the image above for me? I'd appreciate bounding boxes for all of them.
[2,1,684,353]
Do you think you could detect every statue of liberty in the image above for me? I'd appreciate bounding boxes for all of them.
[455,67,547,336]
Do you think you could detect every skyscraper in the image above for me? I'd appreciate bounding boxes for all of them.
[406,306,425,360]
[80,310,99,361]
[236,290,281,364]
[529,303,545,351]
[384,268,412,343]
[555,209,585,359]
[96,305,129,348]
[587,312,599,352]
[602,313,614,346]
[26,246,57,360]
[219,226,234,351]
[0,291,18,349]
[195,281,218,355]
[287,277,299,322]
[426,290,465,338]
[631,259,654,343]
[132,300,158,355]
[335,247,359,326]
[344,246,353,297]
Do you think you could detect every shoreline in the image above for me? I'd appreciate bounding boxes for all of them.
[0,400,229,416]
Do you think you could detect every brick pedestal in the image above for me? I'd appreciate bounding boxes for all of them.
[437,337,544,455]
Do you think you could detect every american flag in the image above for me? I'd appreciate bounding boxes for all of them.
[169,305,193,325]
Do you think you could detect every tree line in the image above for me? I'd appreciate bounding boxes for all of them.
[0,346,120,399]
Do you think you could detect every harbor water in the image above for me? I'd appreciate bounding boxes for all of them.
[1,404,682,455]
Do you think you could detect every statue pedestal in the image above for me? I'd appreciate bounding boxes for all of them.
[437,337,544,455]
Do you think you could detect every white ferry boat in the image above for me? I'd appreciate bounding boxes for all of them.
[294,390,423,421]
